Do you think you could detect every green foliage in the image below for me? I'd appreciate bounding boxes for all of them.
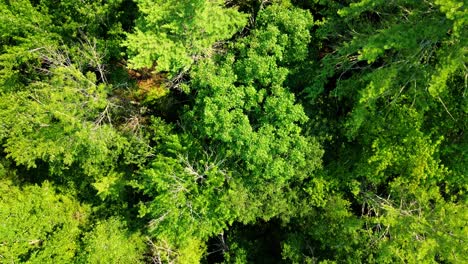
[0,179,89,263]
[0,64,127,178]
[124,0,248,75]
[137,154,233,244]
[0,0,59,91]
[133,120,235,260]
[0,1,466,263]
[309,0,467,194]
[128,5,324,259]
[32,0,129,37]
[282,196,367,263]
[291,0,468,262]
[187,3,321,198]
[0,0,131,92]
[365,186,468,263]
[78,217,146,264]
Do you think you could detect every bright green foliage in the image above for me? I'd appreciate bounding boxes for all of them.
[124,0,247,74]
[31,0,135,61]
[366,186,468,263]
[0,1,466,263]
[0,0,130,92]
[186,4,321,223]
[79,217,146,264]
[308,0,466,103]
[133,119,233,261]
[189,4,317,179]
[138,154,233,245]
[131,4,323,259]
[0,179,89,263]
[0,177,148,263]
[0,64,127,177]
[348,106,444,185]
[0,0,59,91]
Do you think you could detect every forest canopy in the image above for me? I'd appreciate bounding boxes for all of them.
[0,0,466,263]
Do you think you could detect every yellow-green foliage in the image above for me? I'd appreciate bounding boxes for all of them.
[0,179,89,263]
[79,217,146,264]
[124,0,248,75]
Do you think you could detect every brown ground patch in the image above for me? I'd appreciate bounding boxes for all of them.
[128,68,169,101]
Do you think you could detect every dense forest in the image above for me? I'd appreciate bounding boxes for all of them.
[0,0,466,263]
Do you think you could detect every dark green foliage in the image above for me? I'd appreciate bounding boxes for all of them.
[284,0,468,262]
